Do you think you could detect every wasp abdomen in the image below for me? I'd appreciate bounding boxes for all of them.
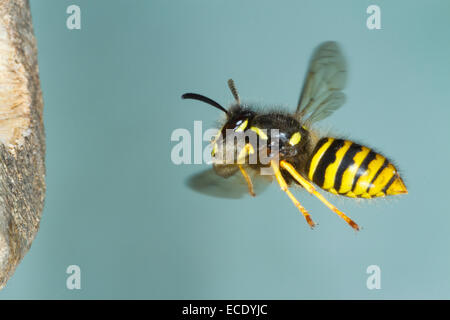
[306,138,407,198]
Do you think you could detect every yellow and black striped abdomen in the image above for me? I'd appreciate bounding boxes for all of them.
[306,137,407,198]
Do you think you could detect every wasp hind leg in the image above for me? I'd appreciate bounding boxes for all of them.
[270,160,316,229]
[279,160,360,231]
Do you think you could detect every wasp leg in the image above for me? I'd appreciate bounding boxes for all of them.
[238,165,255,197]
[236,143,256,196]
[237,143,255,162]
[270,160,316,229]
[279,160,360,231]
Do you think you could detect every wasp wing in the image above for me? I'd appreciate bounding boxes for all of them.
[186,167,272,199]
[295,41,347,126]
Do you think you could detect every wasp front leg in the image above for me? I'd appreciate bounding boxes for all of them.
[237,144,256,197]
[238,165,255,197]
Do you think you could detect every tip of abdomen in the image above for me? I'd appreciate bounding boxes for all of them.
[386,176,408,195]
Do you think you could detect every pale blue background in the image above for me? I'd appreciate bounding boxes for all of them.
[1,0,449,299]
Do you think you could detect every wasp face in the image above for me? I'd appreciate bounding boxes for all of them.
[211,107,257,164]
[221,107,255,134]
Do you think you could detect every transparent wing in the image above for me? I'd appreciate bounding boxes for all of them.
[185,167,272,199]
[296,41,347,126]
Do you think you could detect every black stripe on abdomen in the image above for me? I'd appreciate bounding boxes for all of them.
[333,142,362,192]
[351,150,378,191]
[312,139,346,188]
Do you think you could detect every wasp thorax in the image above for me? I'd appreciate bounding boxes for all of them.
[211,123,280,167]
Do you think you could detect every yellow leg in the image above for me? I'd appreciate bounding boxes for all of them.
[270,160,316,229]
[239,165,255,197]
[237,143,255,163]
[280,160,359,231]
[236,143,256,196]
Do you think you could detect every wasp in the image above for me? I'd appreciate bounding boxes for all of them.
[182,41,407,231]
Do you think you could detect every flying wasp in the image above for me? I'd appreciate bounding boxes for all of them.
[182,41,407,231]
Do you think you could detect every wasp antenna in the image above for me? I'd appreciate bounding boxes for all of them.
[181,93,229,114]
[227,79,240,104]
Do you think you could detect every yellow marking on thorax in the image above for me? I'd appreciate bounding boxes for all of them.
[338,146,371,194]
[322,140,352,190]
[235,119,248,132]
[289,132,301,146]
[367,163,396,195]
[308,138,334,180]
[250,126,268,140]
[353,154,386,196]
